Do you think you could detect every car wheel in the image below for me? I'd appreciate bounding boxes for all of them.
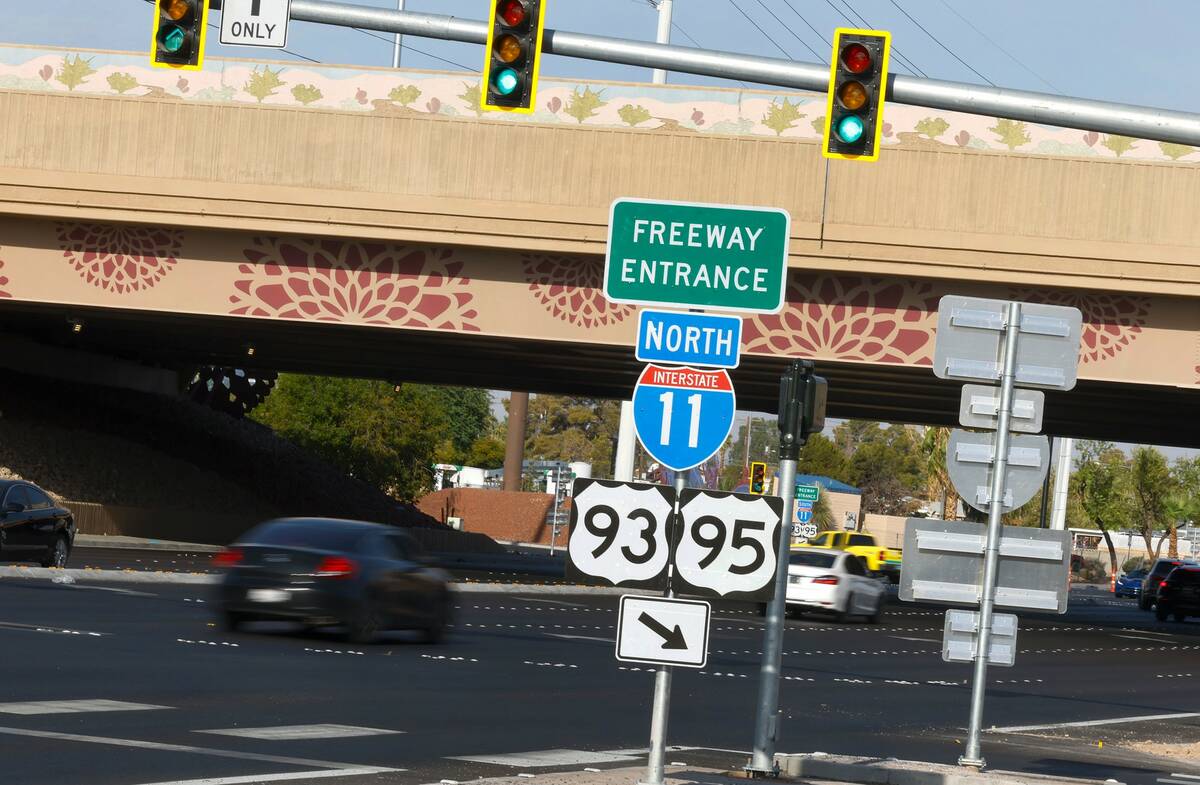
[345,598,382,644]
[41,536,69,569]
[835,595,854,623]
[867,598,884,625]
[423,593,451,644]
[222,610,246,632]
[1155,604,1169,622]
[1174,612,1186,623]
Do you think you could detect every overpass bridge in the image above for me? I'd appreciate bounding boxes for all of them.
[0,44,1198,444]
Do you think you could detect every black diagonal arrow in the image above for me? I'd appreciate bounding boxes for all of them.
[638,612,687,650]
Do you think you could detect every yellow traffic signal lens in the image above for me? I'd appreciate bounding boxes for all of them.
[163,0,190,21]
[838,81,868,110]
[495,34,523,64]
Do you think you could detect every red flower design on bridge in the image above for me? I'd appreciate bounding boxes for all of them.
[0,256,9,299]
[56,223,181,294]
[522,253,635,328]
[743,274,939,365]
[229,238,479,331]
[1009,288,1148,364]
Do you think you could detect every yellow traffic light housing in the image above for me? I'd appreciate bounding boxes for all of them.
[151,0,209,70]
[481,0,548,113]
[822,28,891,161]
[749,461,768,495]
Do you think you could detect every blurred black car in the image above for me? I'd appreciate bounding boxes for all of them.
[0,479,74,568]
[1155,565,1200,622]
[215,518,452,643]
[1139,557,1198,610]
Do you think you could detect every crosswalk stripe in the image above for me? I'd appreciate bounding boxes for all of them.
[0,699,167,715]
[199,725,402,741]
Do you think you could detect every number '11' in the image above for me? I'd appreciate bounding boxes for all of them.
[658,391,702,448]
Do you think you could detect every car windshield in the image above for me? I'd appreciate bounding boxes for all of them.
[790,551,837,568]
[1125,569,1147,579]
[241,521,368,552]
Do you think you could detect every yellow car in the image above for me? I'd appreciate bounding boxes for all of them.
[798,531,902,583]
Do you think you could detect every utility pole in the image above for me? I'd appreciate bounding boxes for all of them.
[1050,437,1073,531]
[391,0,405,67]
[503,391,529,492]
[650,0,673,85]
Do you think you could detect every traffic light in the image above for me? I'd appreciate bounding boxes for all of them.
[822,28,891,161]
[481,0,548,114]
[151,0,210,70]
[778,360,828,459]
[749,462,768,495]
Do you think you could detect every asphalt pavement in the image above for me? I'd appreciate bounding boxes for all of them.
[0,564,1196,785]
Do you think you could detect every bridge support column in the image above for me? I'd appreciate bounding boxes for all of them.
[614,400,636,482]
[503,391,529,492]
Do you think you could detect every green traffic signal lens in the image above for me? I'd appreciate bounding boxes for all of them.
[493,67,520,95]
[159,24,187,53]
[835,114,866,144]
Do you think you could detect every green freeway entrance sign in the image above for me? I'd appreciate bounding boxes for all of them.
[796,484,820,502]
[605,198,790,314]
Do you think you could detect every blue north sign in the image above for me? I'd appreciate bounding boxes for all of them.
[635,309,742,369]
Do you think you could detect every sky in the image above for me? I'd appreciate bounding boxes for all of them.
[3,0,1198,113]
[5,0,1195,458]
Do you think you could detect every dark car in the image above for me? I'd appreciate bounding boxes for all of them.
[0,479,75,568]
[1155,565,1200,622]
[1139,558,1198,610]
[215,517,452,643]
[1114,568,1147,598]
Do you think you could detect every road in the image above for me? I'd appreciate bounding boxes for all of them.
[0,569,1197,785]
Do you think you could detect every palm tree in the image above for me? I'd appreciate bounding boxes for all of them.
[921,427,957,520]
[1163,494,1199,559]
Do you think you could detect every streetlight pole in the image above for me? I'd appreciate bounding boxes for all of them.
[391,0,405,67]
[651,0,673,85]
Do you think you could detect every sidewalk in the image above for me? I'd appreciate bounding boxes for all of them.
[431,758,1125,785]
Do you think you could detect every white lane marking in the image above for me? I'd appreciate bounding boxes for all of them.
[546,633,615,643]
[989,711,1200,733]
[0,699,167,715]
[1113,633,1181,643]
[449,749,641,767]
[890,636,938,643]
[70,585,157,597]
[0,621,106,637]
[0,726,398,771]
[200,725,402,741]
[130,768,399,785]
[514,597,587,607]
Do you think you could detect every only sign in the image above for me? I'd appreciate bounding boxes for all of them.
[565,479,674,590]
[672,489,783,602]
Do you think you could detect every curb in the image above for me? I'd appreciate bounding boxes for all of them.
[777,753,1124,785]
[74,535,223,553]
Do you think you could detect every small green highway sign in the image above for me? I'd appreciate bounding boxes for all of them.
[796,484,820,502]
[605,198,790,314]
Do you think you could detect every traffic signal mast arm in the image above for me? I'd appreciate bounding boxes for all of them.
[272,0,1200,147]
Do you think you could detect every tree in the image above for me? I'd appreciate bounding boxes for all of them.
[425,387,493,461]
[1129,446,1173,560]
[920,426,957,520]
[836,422,924,515]
[1074,441,1129,574]
[465,435,506,470]
[252,374,449,502]
[521,394,622,477]
[796,433,852,482]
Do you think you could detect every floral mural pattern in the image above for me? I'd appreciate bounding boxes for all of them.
[1010,288,1149,363]
[0,255,9,298]
[56,223,181,294]
[229,238,479,332]
[743,275,940,365]
[522,253,635,328]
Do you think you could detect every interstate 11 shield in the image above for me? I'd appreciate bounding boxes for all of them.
[632,364,735,472]
[565,478,675,590]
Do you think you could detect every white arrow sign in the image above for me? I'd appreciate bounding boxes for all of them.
[616,595,710,668]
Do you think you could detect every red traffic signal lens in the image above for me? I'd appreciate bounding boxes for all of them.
[498,0,527,27]
[841,42,871,74]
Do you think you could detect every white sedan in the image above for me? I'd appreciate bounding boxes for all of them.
[784,548,886,623]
